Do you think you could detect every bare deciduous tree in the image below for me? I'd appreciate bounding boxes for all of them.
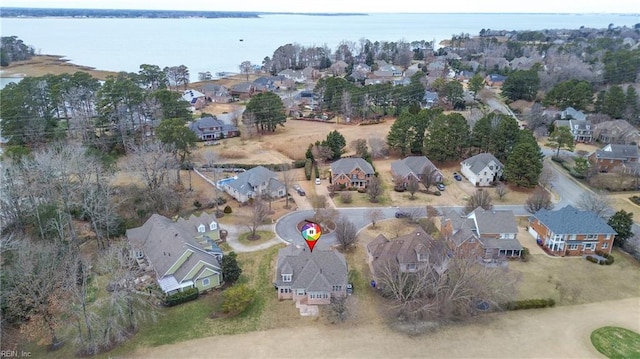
[328,295,350,323]
[420,166,440,193]
[279,164,295,209]
[577,192,612,218]
[314,208,338,232]
[538,162,557,189]
[367,208,384,228]
[495,183,509,201]
[368,136,388,159]
[465,189,493,214]
[367,177,383,203]
[525,187,554,213]
[311,195,327,211]
[246,197,268,240]
[407,176,419,199]
[335,216,358,251]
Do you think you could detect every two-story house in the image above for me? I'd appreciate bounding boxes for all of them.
[588,144,639,173]
[127,212,224,295]
[330,158,375,189]
[390,156,443,188]
[528,205,617,256]
[182,89,206,110]
[367,228,444,283]
[188,116,240,141]
[593,120,640,145]
[223,165,286,203]
[460,153,504,186]
[274,245,348,316]
[555,107,593,142]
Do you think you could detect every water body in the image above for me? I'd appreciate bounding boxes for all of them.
[0,13,638,79]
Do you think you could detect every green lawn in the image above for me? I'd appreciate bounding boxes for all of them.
[591,326,640,359]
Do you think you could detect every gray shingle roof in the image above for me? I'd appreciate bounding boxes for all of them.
[471,208,518,235]
[227,166,284,196]
[594,144,639,160]
[330,158,375,176]
[367,228,444,274]
[533,205,617,235]
[275,246,347,290]
[461,153,503,175]
[391,156,441,179]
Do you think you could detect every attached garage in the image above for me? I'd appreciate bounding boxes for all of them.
[528,226,539,239]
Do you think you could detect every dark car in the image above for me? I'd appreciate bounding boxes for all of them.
[436,183,446,191]
[395,211,410,218]
[297,189,306,196]
[453,172,462,181]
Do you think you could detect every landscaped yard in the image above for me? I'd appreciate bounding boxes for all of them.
[591,326,640,359]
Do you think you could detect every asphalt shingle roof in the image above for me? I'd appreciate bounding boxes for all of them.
[471,208,518,235]
[330,158,374,176]
[533,205,617,235]
[461,153,503,175]
[274,246,347,290]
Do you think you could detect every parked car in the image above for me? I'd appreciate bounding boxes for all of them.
[453,172,462,181]
[315,178,321,185]
[297,189,306,196]
[346,283,353,295]
[436,183,446,191]
[395,211,410,219]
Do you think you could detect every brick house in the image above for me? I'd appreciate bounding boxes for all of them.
[188,116,240,141]
[460,153,503,187]
[528,205,617,256]
[588,144,639,173]
[441,208,523,259]
[330,158,375,189]
[274,245,348,316]
[390,156,443,188]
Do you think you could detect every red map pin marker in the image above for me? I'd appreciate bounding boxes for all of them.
[301,221,322,252]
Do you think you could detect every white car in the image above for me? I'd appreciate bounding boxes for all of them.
[315,178,321,185]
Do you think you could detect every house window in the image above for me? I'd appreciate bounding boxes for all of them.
[282,274,292,282]
[586,234,597,239]
[407,263,417,271]
[297,289,305,295]
[197,224,206,233]
[352,174,357,179]
[209,222,217,231]
[583,243,595,251]
[568,244,578,250]
[202,278,210,287]
[602,242,608,249]
[332,285,342,291]
[605,234,611,240]
[489,165,494,170]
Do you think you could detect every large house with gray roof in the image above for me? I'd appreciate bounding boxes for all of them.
[588,143,639,174]
[555,107,593,142]
[460,153,503,186]
[391,156,443,189]
[367,228,446,282]
[330,158,375,189]
[223,166,285,203]
[274,245,348,316]
[528,205,616,256]
[127,212,224,294]
[188,116,240,141]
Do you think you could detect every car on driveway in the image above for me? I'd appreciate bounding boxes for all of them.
[395,211,410,218]
[292,184,305,196]
[346,283,353,295]
[453,172,462,181]
[315,178,321,185]
[436,183,445,191]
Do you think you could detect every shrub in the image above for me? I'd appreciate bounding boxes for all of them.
[304,159,312,180]
[605,255,615,265]
[223,205,232,214]
[551,156,565,163]
[314,164,320,179]
[357,187,367,193]
[433,191,441,196]
[340,192,352,204]
[193,200,202,209]
[393,185,405,192]
[221,284,255,315]
[503,298,555,310]
[293,159,306,168]
[164,287,199,307]
[630,196,640,206]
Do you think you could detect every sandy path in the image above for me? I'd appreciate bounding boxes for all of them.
[129,297,639,359]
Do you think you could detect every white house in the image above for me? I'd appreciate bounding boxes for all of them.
[460,153,504,186]
[223,166,286,203]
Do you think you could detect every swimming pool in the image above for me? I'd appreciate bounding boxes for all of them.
[216,176,237,190]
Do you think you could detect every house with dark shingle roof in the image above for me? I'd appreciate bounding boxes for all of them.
[554,107,593,142]
[367,228,446,282]
[223,165,285,203]
[460,153,503,186]
[274,245,348,316]
[593,120,640,145]
[528,205,616,256]
[484,74,507,87]
[126,212,223,294]
[188,116,240,141]
[588,143,639,174]
[441,208,522,259]
[330,158,375,189]
[391,156,443,189]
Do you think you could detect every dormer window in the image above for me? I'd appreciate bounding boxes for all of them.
[209,222,217,231]
[282,274,292,282]
[197,224,206,233]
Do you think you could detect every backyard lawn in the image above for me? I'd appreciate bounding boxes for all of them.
[591,326,640,359]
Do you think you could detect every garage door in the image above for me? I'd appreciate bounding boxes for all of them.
[528,226,539,239]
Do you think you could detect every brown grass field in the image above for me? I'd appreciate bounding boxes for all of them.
[1,55,117,80]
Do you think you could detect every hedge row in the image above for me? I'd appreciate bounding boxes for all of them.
[304,159,313,180]
[502,298,555,310]
[586,253,614,265]
[164,287,199,307]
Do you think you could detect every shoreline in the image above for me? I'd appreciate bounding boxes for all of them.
[0,54,118,80]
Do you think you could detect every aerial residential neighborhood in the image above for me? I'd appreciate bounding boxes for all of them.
[1,14,639,359]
